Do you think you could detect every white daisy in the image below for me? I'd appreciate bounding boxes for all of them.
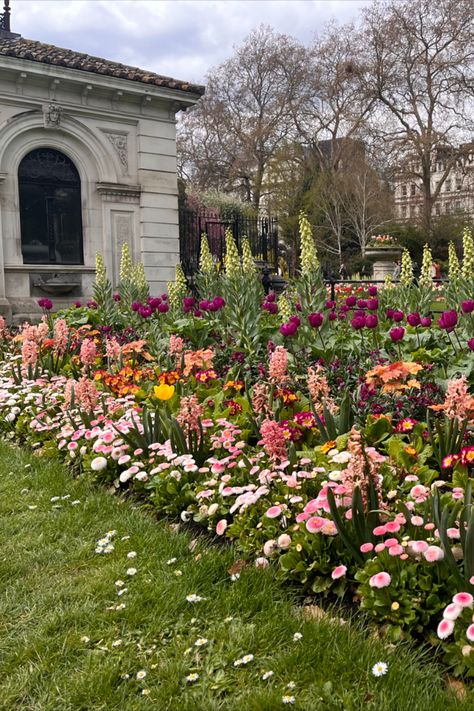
[186,673,199,683]
[136,670,147,680]
[371,661,388,677]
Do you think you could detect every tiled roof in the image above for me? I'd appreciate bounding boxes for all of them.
[0,36,205,95]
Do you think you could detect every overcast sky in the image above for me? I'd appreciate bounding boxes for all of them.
[11,0,371,84]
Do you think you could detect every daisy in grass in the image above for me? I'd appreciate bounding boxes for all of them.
[186,594,206,603]
[186,673,199,683]
[282,695,296,704]
[372,661,388,677]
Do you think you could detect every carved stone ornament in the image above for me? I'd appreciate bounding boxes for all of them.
[105,132,128,171]
[43,103,62,128]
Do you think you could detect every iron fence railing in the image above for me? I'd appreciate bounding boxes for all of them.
[179,209,279,277]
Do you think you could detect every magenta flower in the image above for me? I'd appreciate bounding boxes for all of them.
[407,312,421,327]
[461,300,474,314]
[345,296,357,307]
[368,285,378,296]
[308,312,324,328]
[351,314,366,330]
[365,314,378,329]
[158,302,169,313]
[367,298,379,310]
[420,316,432,327]
[368,572,391,588]
[37,298,53,310]
[389,326,405,342]
[392,310,404,322]
[468,338,474,351]
[280,321,298,337]
[438,309,458,332]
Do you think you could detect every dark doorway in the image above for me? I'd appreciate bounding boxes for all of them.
[18,148,84,264]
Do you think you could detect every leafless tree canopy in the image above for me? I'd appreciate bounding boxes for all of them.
[178,0,474,248]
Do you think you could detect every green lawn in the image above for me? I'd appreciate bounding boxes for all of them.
[0,442,471,711]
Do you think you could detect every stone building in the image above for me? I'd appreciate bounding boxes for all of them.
[0,7,204,322]
[394,143,474,222]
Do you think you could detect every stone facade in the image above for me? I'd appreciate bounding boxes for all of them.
[0,34,203,322]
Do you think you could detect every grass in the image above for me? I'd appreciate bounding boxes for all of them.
[0,442,472,711]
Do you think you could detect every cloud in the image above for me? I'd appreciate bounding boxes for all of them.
[12,0,371,84]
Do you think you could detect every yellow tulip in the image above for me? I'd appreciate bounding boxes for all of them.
[154,383,175,401]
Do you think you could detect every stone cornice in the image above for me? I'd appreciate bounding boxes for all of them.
[96,181,141,203]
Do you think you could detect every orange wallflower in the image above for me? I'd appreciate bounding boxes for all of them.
[183,348,214,376]
[365,361,423,393]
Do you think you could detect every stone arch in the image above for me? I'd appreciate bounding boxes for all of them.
[0,110,118,271]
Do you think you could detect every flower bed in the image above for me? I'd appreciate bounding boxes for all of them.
[2,221,474,677]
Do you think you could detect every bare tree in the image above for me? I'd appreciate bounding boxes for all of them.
[361,0,474,233]
[177,26,306,210]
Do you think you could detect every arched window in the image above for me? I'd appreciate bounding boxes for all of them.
[18,148,83,264]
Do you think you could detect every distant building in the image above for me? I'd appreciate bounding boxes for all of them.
[394,143,474,221]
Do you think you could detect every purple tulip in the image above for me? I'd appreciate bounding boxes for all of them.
[199,299,211,311]
[325,300,336,309]
[308,312,324,328]
[339,304,349,314]
[461,300,474,314]
[468,338,474,351]
[295,302,302,312]
[365,314,379,329]
[113,293,121,302]
[390,326,405,342]
[338,312,347,321]
[438,309,458,332]
[290,315,301,327]
[407,312,421,327]
[357,299,368,309]
[194,309,202,318]
[386,308,394,319]
[368,286,378,296]
[37,298,53,310]
[266,292,276,303]
[148,297,162,310]
[213,296,226,310]
[138,306,153,318]
[207,301,218,312]
[131,301,141,312]
[420,316,432,327]
[367,298,379,311]
[280,321,298,337]
[74,301,82,308]
[328,310,337,321]
[86,300,98,309]
[346,296,357,307]
[161,293,168,301]
[351,314,366,330]
[158,302,169,313]
[393,310,404,322]
[183,296,195,309]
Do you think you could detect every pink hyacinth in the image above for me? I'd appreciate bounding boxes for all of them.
[251,383,271,416]
[176,394,205,436]
[331,565,347,580]
[75,376,99,413]
[268,346,288,383]
[53,318,69,354]
[437,618,454,640]
[453,592,474,608]
[21,339,38,366]
[106,337,122,362]
[444,376,473,422]
[80,338,97,366]
[259,418,287,461]
[169,334,184,356]
[369,572,391,588]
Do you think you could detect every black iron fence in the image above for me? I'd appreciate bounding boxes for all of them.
[179,209,279,277]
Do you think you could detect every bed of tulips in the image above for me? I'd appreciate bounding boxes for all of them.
[2,218,474,678]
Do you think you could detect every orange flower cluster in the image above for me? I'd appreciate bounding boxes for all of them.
[365,361,423,393]
[183,348,214,377]
[94,365,155,397]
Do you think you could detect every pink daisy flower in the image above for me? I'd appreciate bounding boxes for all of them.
[443,603,463,621]
[266,505,283,519]
[306,516,327,533]
[453,592,474,608]
[466,624,474,642]
[331,565,347,580]
[369,572,391,589]
[423,545,444,562]
[437,618,454,640]
[360,543,374,553]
